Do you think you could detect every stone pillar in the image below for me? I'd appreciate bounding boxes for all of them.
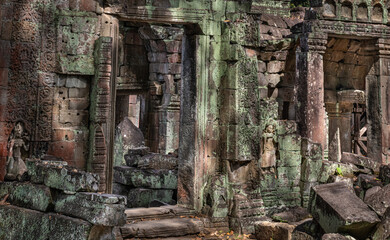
[295,33,328,150]
[367,38,390,164]
[325,102,353,155]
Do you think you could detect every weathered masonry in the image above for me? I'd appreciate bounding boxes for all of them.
[1,0,390,237]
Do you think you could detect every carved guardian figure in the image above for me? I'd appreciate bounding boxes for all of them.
[5,122,29,181]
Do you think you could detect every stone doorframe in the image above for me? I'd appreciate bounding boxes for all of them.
[294,24,390,163]
[88,8,209,210]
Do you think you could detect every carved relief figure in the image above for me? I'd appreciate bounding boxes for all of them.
[5,122,29,181]
[261,124,277,172]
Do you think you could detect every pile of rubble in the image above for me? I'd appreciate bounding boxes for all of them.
[253,152,390,240]
[0,159,126,239]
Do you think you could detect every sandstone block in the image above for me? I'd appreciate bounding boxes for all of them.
[0,181,52,212]
[379,164,390,185]
[113,166,177,189]
[309,182,380,239]
[322,233,356,240]
[365,184,390,217]
[127,188,174,208]
[372,207,390,240]
[254,221,295,240]
[55,192,126,226]
[341,152,380,173]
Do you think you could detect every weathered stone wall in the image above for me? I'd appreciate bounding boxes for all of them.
[0,0,102,181]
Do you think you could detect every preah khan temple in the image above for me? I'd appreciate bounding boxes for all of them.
[1,0,390,239]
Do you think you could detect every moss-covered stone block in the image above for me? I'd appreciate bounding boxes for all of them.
[42,164,99,193]
[113,166,177,189]
[275,120,297,135]
[57,54,95,75]
[301,158,322,183]
[0,205,50,240]
[277,150,301,167]
[278,134,301,151]
[127,188,174,208]
[277,165,301,187]
[0,182,52,212]
[54,192,126,226]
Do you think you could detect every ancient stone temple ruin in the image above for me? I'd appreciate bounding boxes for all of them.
[1,0,390,239]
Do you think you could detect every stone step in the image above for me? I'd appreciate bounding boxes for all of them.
[125,206,195,222]
[121,217,204,239]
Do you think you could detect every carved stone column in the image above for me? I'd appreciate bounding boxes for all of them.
[325,102,353,155]
[295,33,328,151]
[366,38,390,163]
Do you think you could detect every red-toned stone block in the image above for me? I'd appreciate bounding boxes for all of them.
[0,68,8,87]
[80,0,96,12]
[52,128,75,141]
[47,141,76,163]
[165,40,181,53]
[1,21,12,40]
[167,53,180,63]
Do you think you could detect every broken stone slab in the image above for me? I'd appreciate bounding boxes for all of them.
[136,154,178,170]
[120,217,204,238]
[379,164,390,185]
[127,188,174,208]
[326,175,354,190]
[113,166,177,189]
[26,159,68,183]
[0,205,114,240]
[309,182,380,239]
[114,117,146,167]
[0,181,52,212]
[321,233,357,240]
[363,186,382,202]
[372,207,390,240]
[54,192,127,226]
[365,184,390,217]
[357,174,383,190]
[26,159,99,193]
[124,147,150,167]
[317,161,356,183]
[254,221,295,240]
[292,231,315,240]
[44,165,99,193]
[272,207,311,223]
[341,152,380,173]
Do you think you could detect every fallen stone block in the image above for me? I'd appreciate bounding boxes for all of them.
[113,166,177,189]
[272,207,310,223]
[309,182,380,239]
[357,174,383,190]
[372,207,390,240]
[326,175,354,190]
[136,153,178,170]
[121,217,203,238]
[322,233,356,240]
[44,166,99,193]
[54,192,127,226]
[254,221,295,240]
[26,159,68,184]
[0,205,49,240]
[365,184,390,217]
[318,161,356,183]
[0,181,52,212]
[26,159,99,193]
[379,164,390,185]
[127,188,174,208]
[292,231,315,240]
[341,152,380,173]
[363,186,381,203]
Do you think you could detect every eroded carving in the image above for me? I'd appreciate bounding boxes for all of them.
[5,122,29,181]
